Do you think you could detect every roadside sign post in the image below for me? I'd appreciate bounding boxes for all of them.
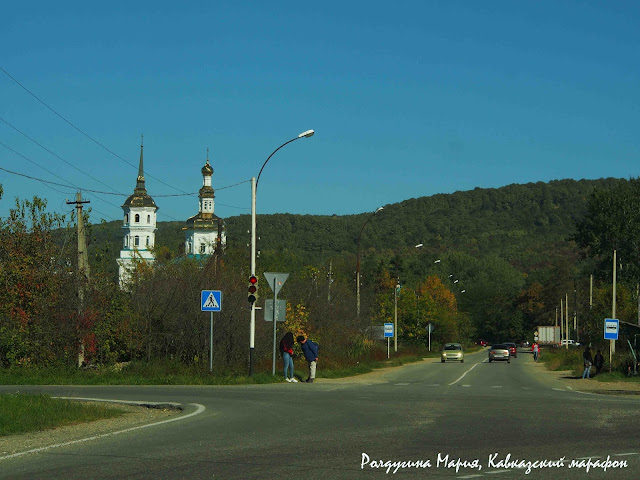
[384,323,394,359]
[201,290,222,372]
[604,318,619,373]
[427,323,434,352]
[265,273,289,375]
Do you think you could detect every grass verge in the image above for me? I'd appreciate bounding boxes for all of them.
[0,394,125,437]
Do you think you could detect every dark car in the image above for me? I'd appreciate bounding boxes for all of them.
[488,344,510,363]
[503,342,517,358]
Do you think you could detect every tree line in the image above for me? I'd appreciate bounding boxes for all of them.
[2,178,638,372]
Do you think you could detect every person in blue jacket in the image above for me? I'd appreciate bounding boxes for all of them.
[297,335,319,383]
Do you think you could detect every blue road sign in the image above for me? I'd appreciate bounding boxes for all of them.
[384,323,394,338]
[604,318,619,340]
[201,290,222,312]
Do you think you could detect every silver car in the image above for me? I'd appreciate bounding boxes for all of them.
[488,344,510,363]
[441,343,464,363]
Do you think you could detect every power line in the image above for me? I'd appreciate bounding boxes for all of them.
[0,66,188,194]
[0,115,123,194]
[0,140,80,190]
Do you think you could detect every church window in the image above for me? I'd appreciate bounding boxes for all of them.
[124,236,128,248]
[146,236,150,246]
[147,215,151,224]
[134,236,140,247]
[200,243,206,253]
[135,214,140,223]
[125,214,129,223]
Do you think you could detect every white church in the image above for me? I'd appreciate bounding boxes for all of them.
[118,142,225,287]
[184,149,226,259]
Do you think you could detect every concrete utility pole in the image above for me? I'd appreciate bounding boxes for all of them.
[612,250,617,359]
[327,260,333,303]
[394,278,399,353]
[67,192,90,367]
[565,293,569,350]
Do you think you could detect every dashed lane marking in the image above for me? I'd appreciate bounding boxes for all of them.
[449,363,482,385]
[395,383,410,386]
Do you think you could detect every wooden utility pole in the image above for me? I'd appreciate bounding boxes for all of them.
[67,192,90,367]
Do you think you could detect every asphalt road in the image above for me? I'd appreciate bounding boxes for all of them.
[1,349,638,479]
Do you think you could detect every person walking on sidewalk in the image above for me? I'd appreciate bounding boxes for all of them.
[532,342,540,362]
[279,332,297,382]
[297,335,319,383]
[582,346,593,379]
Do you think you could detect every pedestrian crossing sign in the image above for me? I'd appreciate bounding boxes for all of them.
[201,290,222,311]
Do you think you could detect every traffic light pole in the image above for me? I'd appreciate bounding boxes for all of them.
[250,177,256,376]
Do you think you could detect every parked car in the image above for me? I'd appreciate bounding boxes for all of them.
[475,339,488,347]
[503,342,518,358]
[520,341,530,348]
[441,343,464,363]
[489,344,510,363]
[561,340,581,347]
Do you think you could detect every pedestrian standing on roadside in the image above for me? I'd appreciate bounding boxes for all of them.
[593,349,604,375]
[279,332,297,382]
[297,335,319,383]
[532,342,539,362]
[582,346,593,379]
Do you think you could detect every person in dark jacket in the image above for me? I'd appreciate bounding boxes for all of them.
[593,349,604,375]
[297,335,319,383]
[582,347,593,379]
[279,332,297,382]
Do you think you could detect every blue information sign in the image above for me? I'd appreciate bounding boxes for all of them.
[604,318,618,340]
[201,290,222,312]
[384,323,394,338]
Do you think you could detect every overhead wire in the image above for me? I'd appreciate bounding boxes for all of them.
[0,115,123,194]
[1,67,252,215]
[0,66,189,194]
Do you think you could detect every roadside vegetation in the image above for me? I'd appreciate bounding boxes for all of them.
[3,178,640,381]
[539,346,640,382]
[0,394,124,437]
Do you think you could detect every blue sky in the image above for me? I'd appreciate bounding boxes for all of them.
[1,1,639,223]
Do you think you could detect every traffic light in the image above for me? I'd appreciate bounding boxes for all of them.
[248,275,258,304]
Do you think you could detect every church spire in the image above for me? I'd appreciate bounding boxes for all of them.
[135,134,146,192]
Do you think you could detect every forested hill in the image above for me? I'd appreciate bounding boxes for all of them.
[88,177,625,268]
[223,178,623,253]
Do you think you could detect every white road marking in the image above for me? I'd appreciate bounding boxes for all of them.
[491,385,502,388]
[449,363,482,385]
[613,452,639,456]
[458,475,483,479]
[427,384,440,387]
[0,401,206,461]
[552,388,565,391]
[395,383,410,386]
[462,385,471,387]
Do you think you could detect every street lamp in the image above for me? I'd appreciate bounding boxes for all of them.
[249,129,315,376]
[356,206,383,316]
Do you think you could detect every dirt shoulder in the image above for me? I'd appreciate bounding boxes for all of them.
[527,359,640,395]
[0,402,180,458]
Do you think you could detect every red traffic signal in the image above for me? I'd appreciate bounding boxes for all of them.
[248,275,258,303]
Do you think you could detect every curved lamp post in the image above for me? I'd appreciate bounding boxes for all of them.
[249,129,314,376]
[356,206,383,317]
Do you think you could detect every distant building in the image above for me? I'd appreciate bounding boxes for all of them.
[117,138,158,287]
[184,149,225,259]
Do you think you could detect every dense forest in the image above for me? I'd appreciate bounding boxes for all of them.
[3,178,639,372]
